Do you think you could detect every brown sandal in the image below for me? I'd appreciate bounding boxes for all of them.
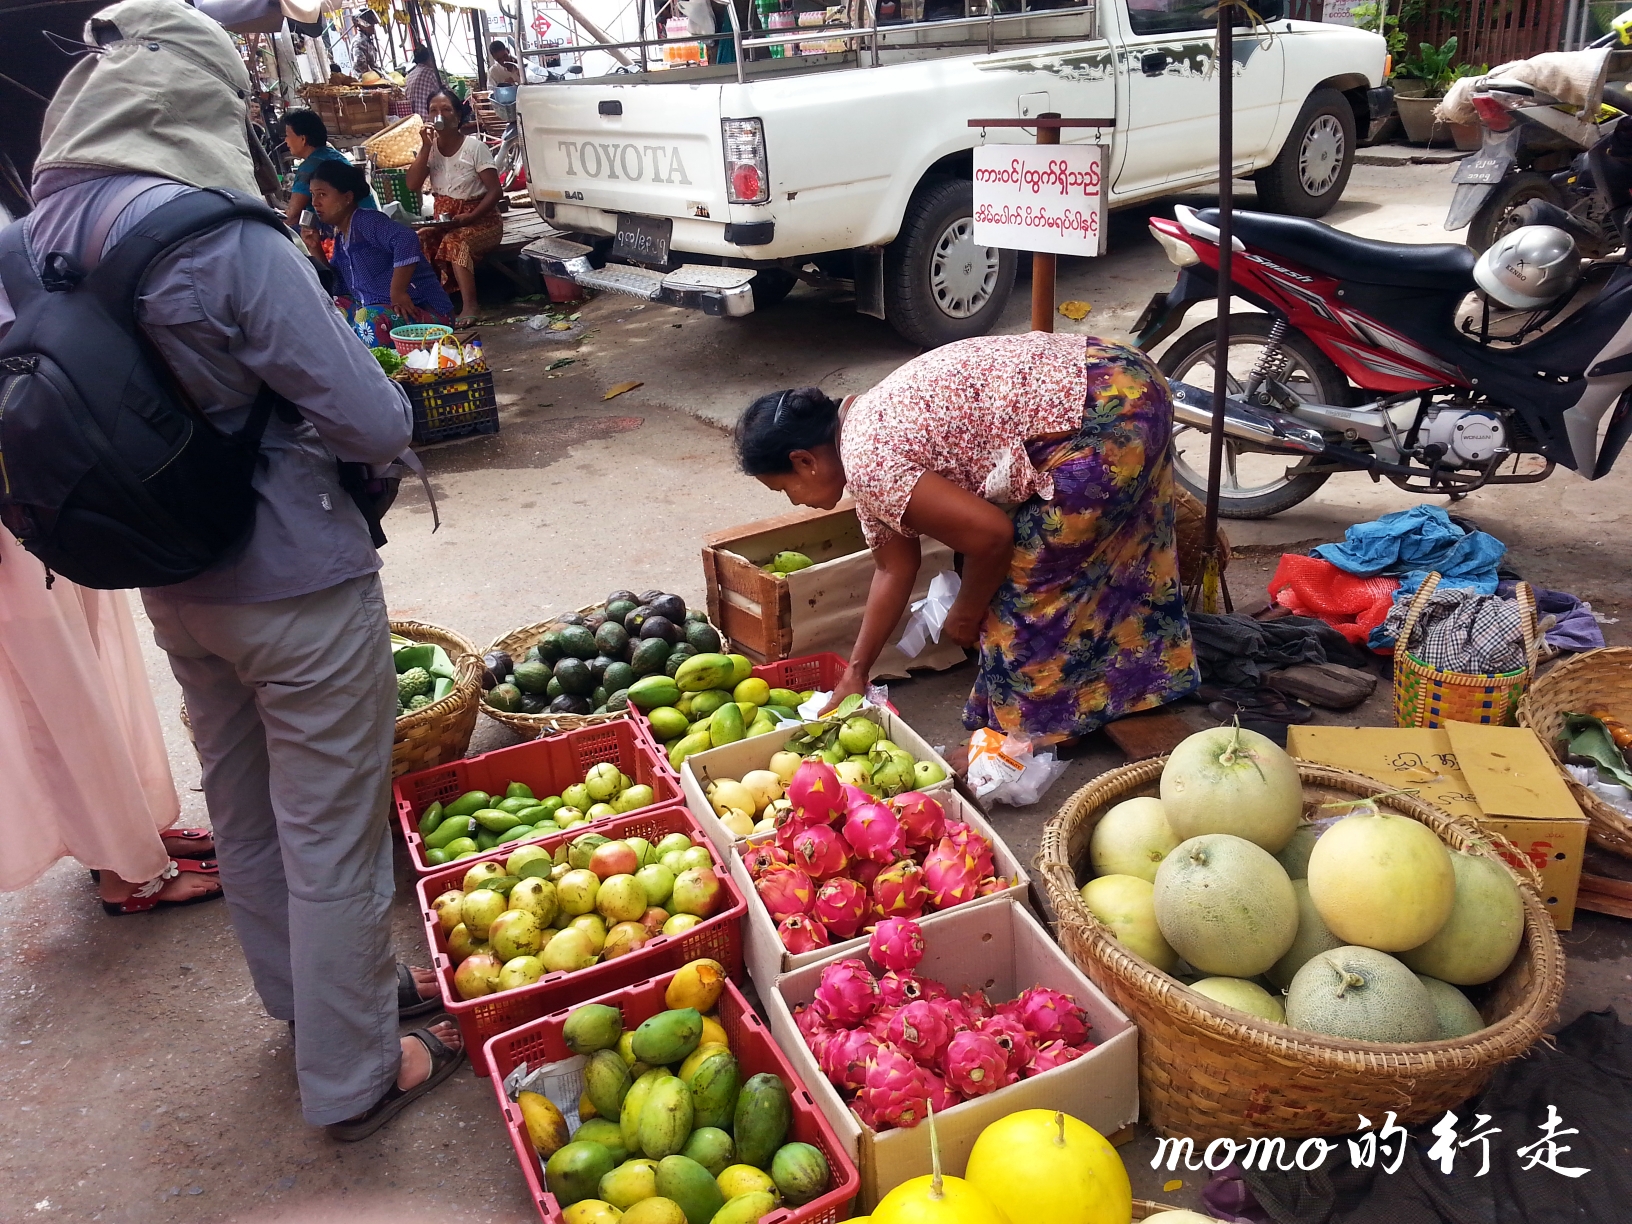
[326,1023,464,1141]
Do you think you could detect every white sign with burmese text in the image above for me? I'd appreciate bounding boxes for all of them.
[972,142,1105,257]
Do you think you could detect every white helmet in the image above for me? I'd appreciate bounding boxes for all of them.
[1473,225,1580,309]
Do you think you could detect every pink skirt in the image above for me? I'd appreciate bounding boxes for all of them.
[0,532,178,889]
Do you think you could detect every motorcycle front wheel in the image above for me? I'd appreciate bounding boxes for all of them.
[1157,314,1349,519]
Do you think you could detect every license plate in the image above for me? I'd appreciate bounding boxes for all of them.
[611,214,672,266]
[1452,153,1514,185]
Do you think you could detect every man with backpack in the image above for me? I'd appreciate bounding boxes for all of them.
[0,0,463,1138]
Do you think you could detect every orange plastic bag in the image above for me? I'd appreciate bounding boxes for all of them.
[1268,554,1399,649]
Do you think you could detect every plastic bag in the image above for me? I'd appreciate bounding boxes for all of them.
[897,570,961,659]
[796,683,891,721]
[966,727,1068,806]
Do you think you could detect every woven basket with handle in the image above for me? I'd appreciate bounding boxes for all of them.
[1518,645,1632,858]
[391,619,482,779]
[483,614,626,739]
[1037,759,1565,1141]
[1393,572,1538,728]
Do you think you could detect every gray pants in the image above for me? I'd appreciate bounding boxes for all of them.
[144,574,400,1126]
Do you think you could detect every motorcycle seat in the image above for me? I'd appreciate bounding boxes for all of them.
[1196,208,1477,291]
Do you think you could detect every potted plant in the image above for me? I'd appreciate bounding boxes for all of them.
[1395,37,1478,145]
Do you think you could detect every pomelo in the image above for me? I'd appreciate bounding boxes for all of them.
[1159,726,1303,852]
[1306,805,1455,952]
[1415,973,1485,1040]
[1188,976,1285,1024]
[963,1109,1131,1224]
[1080,874,1179,972]
[1152,834,1298,978]
[1273,823,1322,880]
[1267,879,1345,990]
[1088,796,1179,883]
[1398,850,1524,985]
[1284,946,1435,1043]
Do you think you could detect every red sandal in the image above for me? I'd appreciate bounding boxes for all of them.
[100,860,223,916]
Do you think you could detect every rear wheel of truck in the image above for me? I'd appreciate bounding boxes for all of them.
[884,176,1016,348]
[1254,88,1356,219]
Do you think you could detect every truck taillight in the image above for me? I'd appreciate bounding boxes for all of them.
[722,118,769,205]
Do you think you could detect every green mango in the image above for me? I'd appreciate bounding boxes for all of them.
[687,1048,740,1132]
[766,689,802,709]
[638,1075,694,1159]
[571,1118,629,1165]
[416,801,445,837]
[631,1008,703,1066]
[709,702,745,748]
[474,807,524,832]
[711,1191,779,1224]
[598,1160,658,1211]
[585,1048,634,1120]
[689,689,732,718]
[732,1074,791,1169]
[667,731,713,771]
[654,1155,725,1224]
[544,1141,616,1208]
[678,1126,733,1178]
[674,653,735,694]
[442,791,491,819]
[771,1142,830,1206]
[621,1068,672,1155]
[629,675,682,712]
[564,1003,624,1055]
[423,814,475,850]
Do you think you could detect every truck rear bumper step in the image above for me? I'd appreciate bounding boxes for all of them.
[520,234,756,317]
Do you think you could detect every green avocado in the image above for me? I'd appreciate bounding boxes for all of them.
[664,644,698,678]
[557,624,599,661]
[630,636,673,678]
[684,622,722,654]
[537,631,565,664]
[546,677,564,700]
[595,621,631,659]
[513,661,552,694]
[603,661,636,694]
[555,657,596,697]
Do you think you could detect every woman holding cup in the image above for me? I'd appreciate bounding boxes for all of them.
[406,90,503,326]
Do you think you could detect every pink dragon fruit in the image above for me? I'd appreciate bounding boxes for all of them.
[742,844,791,879]
[942,1030,1011,1097]
[858,1044,931,1130]
[876,970,929,1008]
[891,792,948,849]
[790,825,851,880]
[812,877,870,939]
[1003,986,1091,1047]
[921,837,982,910]
[976,876,1010,897]
[852,859,885,889]
[795,1002,834,1042]
[1029,1039,1086,1074]
[872,859,928,918]
[960,989,995,1022]
[786,760,846,825]
[818,1026,881,1093]
[842,801,905,864]
[755,862,815,922]
[778,913,831,953]
[887,1000,953,1066]
[869,917,925,973]
[978,1012,1036,1077]
[841,784,874,811]
[814,958,880,1027]
[774,805,830,851]
[918,976,952,1002]
[943,820,996,878]
[922,1068,961,1113]
[864,1003,900,1041]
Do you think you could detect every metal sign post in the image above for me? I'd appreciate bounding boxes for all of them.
[1203,5,1236,555]
[968,115,1112,332]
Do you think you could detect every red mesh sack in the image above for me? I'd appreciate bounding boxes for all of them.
[1268,554,1399,649]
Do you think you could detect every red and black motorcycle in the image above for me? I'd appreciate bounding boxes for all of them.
[1134,201,1632,518]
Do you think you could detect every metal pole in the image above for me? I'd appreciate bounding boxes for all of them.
[1031,112,1060,333]
[1203,3,1233,553]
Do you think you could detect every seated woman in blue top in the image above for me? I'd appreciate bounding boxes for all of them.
[300,158,452,347]
[281,108,376,231]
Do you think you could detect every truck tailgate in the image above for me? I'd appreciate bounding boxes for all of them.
[519,82,727,222]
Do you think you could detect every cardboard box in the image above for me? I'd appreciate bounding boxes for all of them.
[701,501,966,677]
[725,782,1030,991]
[764,897,1140,1211]
[680,705,955,857]
[1287,724,1588,929]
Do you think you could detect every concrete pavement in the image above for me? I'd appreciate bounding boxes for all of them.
[4,157,1632,1222]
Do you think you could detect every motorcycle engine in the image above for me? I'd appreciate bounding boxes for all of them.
[1422,409,1507,465]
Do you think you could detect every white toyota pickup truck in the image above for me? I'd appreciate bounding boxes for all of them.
[515,0,1387,347]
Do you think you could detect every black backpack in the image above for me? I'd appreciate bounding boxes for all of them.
[0,188,293,590]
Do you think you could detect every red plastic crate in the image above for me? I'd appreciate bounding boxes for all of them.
[487,972,861,1224]
[395,718,681,873]
[416,805,746,1075]
[632,652,897,770]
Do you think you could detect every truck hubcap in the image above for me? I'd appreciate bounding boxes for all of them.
[1298,114,1344,197]
[931,218,1000,319]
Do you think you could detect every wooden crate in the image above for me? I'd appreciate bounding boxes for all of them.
[700,501,965,678]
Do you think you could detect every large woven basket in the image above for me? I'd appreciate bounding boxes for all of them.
[483,611,625,739]
[1394,573,1538,728]
[391,619,482,779]
[1518,645,1632,858]
[1038,759,1565,1140]
[361,114,423,169]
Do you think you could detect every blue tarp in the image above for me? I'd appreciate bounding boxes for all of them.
[1312,504,1506,596]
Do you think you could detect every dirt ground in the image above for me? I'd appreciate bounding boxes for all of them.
[6,158,1632,1223]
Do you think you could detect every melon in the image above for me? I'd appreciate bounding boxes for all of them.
[1080,874,1179,972]
[1399,850,1524,985]
[1267,879,1345,990]
[1159,726,1303,852]
[1415,973,1485,1040]
[1284,946,1436,1043]
[1188,976,1286,1024]
[1306,805,1455,952]
[1274,824,1322,880]
[1089,797,1179,883]
[1152,834,1298,978]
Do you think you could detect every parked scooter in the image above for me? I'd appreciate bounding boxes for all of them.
[1134,203,1632,518]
